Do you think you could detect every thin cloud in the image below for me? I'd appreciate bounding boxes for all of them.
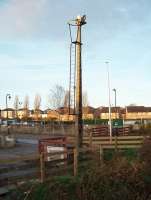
[0,0,48,39]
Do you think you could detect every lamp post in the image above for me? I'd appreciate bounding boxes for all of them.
[112,88,118,150]
[112,88,117,109]
[113,88,118,119]
[18,101,22,122]
[106,61,112,140]
[6,94,11,126]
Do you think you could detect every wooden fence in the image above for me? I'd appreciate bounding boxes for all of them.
[90,126,131,136]
[0,151,72,187]
[0,148,95,195]
[0,135,148,195]
[68,135,145,149]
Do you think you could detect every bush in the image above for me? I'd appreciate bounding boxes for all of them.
[80,158,146,200]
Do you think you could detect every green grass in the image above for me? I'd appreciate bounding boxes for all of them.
[104,148,139,162]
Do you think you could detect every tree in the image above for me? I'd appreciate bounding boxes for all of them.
[63,90,70,108]
[34,94,41,120]
[49,85,65,109]
[82,91,89,119]
[34,94,41,111]
[23,95,29,120]
[82,91,89,107]
[14,95,19,118]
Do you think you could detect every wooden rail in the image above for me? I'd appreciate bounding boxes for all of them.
[0,149,93,193]
[68,135,145,147]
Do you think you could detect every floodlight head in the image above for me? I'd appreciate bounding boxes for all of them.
[6,93,11,99]
[8,95,11,100]
[77,15,81,20]
[82,15,86,21]
[76,15,86,26]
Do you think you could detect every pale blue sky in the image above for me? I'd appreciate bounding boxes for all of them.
[0,0,151,109]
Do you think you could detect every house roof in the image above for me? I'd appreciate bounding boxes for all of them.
[146,107,151,112]
[126,106,151,112]
[126,106,145,112]
[100,107,121,113]
[2,108,15,111]
[93,107,101,118]
[83,106,95,114]
[57,107,74,115]
[18,108,28,111]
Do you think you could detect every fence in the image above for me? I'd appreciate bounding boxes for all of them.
[0,135,147,195]
[89,126,130,136]
[67,135,145,149]
[0,148,96,195]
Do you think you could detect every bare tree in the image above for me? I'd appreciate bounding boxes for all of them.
[34,94,41,120]
[82,91,89,118]
[49,85,65,109]
[23,95,29,120]
[24,96,29,110]
[63,90,70,108]
[14,95,19,118]
[82,91,89,107]
[34,94,41,111]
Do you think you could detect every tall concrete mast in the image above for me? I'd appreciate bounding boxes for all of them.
[68,15,86,149]
[75,15,86,148]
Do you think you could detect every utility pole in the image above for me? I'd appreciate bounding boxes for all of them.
[68,15,86,149]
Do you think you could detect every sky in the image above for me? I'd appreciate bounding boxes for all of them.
[0,0,151,109]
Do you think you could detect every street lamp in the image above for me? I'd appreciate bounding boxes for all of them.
[6,94,11,126]
[112,88,117,109]
[105,61,112,140]
[18,101,22,120]
[112,88,118,150]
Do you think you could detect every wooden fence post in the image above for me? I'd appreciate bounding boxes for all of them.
[100,145,104,164]
[73,148,78,176]
[115,135,118,152]
[89,131,92,148]
[40,153,45,183]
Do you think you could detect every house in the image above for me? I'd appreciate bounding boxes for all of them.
[29,109,43,121]
[94,107,102,119]
[100,107,122,119]
[82,106,95,119]
[41,110,48,119]
[17,108,29,119]
[125,106,151,120]
[1,108,15,119]
[57,107,75,121]
[47,109,59,120]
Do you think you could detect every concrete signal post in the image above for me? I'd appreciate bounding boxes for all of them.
[75,15,86,149]
[68,15,86,149]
